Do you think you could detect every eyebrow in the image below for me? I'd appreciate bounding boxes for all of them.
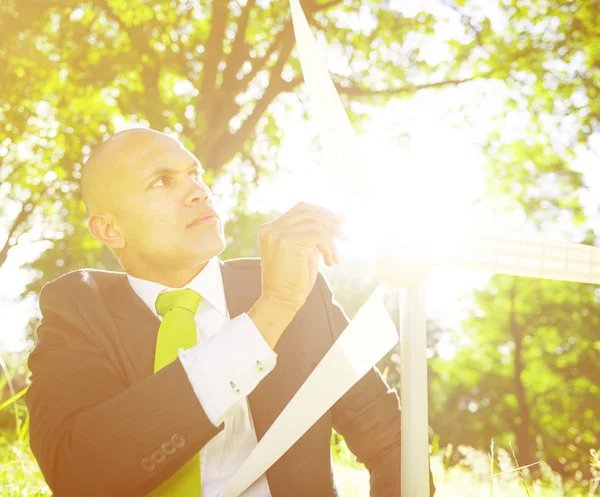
[141,160,204,186]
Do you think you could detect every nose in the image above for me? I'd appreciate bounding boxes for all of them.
[184,177,211,206]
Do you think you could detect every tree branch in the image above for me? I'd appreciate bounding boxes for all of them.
[97,0,168,128]
[16,0,80,6]
[440,0,486,52]
[313,0,344,12]
[0,199,35,269]
[199,0,230,104]
[234,1,339,96]
[192,11,292,164]
[206,28,296,170]
[0,162,27,186]
[140,66,166,128]
[98,0,155,61]
[234,21,291,93]
[240,149,264,182]
[282,76,479,96]
[222,0,256,93]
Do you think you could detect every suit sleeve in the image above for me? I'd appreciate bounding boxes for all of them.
[317,274,436,497]
[26,282,224,497]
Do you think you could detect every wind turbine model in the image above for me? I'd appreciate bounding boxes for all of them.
[289,0,600,495]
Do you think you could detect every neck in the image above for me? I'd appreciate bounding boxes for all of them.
[127,259,210,288]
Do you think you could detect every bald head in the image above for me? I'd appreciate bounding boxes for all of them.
[80,128,176,215]
[80,127,222,281]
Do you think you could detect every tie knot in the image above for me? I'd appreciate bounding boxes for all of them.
[155,288,202,317]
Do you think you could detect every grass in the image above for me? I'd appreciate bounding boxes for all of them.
[1,363,598,496]
[0,425,598,497]
[334,438,600,497]
[0,430,52,497]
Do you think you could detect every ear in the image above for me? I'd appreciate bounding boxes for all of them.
[87,213,126,249]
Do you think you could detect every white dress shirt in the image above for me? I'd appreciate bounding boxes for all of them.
[127,257,276,497]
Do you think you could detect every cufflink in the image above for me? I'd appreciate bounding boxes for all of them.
[256,360,264,373]
[230,381,241,394]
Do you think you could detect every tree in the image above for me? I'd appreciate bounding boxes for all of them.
[0,0,462,292]
[429,272,600,487]
[439,0,599,227]
[1,0,598,297]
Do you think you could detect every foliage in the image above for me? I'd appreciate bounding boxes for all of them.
[1,0,598,297]
[0,353,29,436]
[429,273,600,488]
[0,430,52,497]
[0,0,462,293]
[438,0,599,227]
[219,207,276,261]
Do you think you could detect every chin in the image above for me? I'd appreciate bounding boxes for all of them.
[189,230,226,260]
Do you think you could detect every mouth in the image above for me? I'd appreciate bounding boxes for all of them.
[188,210,219,228]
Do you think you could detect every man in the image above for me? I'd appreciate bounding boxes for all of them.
[26,128,436,496]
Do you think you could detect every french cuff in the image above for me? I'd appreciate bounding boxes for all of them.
[178,313,278,427]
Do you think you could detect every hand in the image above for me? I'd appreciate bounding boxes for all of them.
[257,202,345,312]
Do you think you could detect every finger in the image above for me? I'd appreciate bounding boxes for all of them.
[282,220,339,266]
[306,247,322,270]
[280,221,340,265]
[261,219,342,266]
[277,211,345,238]
[284,231,336,266]
[285,202,344,225]
[278,219,339,237]
[331,238,339,264]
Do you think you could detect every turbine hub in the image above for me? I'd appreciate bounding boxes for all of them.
[376,232,433,288]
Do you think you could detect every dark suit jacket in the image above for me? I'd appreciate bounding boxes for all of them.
[26,258,436,497]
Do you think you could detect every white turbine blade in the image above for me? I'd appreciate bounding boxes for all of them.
[218,285,398,497]
[289,0,367,217]
[433,227,600,284]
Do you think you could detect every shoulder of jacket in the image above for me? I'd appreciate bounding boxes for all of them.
[42,267,125,290]
[39,268,125,308]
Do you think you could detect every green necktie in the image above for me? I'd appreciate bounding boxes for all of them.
[150,288,203,497]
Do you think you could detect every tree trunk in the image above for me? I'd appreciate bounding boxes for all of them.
[508,281,535,467]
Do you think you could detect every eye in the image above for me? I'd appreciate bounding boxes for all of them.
[188,168,201,180]
[151,176,170,187]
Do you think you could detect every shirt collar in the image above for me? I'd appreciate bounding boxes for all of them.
[126,257,228,318]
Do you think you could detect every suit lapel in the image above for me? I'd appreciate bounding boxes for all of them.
[105,274,160,382]
[103,260,263,384]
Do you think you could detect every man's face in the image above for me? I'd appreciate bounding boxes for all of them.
[109,133,226,271]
